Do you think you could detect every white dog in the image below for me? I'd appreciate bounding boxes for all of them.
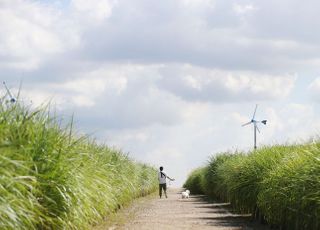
[181,190,190,199]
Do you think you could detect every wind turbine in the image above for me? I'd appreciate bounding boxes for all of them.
[3,82,16,103]
[242,104,267,149]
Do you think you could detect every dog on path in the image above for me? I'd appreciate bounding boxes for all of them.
[181,190,190,199]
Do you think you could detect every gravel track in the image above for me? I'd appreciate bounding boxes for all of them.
[95,188,270,230]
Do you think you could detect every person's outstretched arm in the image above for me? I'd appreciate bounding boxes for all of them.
[167,176,175,181]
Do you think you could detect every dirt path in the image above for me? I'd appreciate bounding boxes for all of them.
[94,188,270,230]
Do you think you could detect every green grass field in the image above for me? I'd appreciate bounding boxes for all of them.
[184,144,320,230]
[0,102,158,229]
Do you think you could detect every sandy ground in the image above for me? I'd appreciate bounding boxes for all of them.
[94,188,270,230]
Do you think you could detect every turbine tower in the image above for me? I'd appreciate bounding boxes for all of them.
[242,104,267,149]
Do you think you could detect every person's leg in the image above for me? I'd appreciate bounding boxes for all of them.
[159,184,162,198]
[163,183,167,198]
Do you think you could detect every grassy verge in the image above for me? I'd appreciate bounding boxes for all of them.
[184,144,320,230]
[0,102,158,229]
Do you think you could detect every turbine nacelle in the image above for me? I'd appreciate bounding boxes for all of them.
[9,98,16,103]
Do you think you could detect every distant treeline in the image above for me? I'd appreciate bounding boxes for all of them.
[0,102,158,229]
[184,144,320,230]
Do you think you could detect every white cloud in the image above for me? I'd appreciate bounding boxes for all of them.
[231,112,249,125]
[71,95,95,107]
[180,0,215,9]
[158,65,296,102]
[71,0,116,23]
[20,88,66,108]
[309,77,320,101]
[0,0,80,70]
[233,3,256,15]
[63,78,107,94]
[2,0,320,73]
[62,74,127,96]
[248,103,320,146]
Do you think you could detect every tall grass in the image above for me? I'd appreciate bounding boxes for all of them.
[183,167,205,195]
[258,144,320,229]
[184,143,320,230]
[0,102,158,229]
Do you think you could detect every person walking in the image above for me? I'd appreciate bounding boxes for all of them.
[158,166,174,198]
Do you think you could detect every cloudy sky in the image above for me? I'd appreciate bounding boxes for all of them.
[1,0,320,186]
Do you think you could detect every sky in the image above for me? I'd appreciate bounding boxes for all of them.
[1,0,320,186]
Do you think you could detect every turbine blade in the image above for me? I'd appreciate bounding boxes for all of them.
[3,82,13,98]
[252,104,258,120]
[242,121,252,127]
[255,124,261,133]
